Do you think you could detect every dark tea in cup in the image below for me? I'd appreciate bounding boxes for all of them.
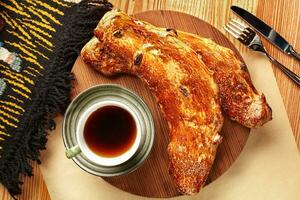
[83,105,137,158]
[66,100,141,167]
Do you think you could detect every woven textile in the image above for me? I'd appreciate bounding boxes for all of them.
[0,0,112,198]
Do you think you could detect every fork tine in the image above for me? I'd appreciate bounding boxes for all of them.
[228,21,244,32]
[231,19,248,29]
[226,22,250,39]
[230,20,250,34]
[223,25,240,39]
[224,23,243,36]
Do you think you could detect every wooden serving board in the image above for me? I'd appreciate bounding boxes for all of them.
[71,11,250,198]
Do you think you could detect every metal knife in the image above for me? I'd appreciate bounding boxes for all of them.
[231,6,300,61]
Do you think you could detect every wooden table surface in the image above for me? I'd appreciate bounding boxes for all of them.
[1,0,299,199]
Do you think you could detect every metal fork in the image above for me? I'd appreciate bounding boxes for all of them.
[224,19,300,86]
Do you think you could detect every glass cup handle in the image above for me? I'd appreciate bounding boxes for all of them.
[65,145,81,159]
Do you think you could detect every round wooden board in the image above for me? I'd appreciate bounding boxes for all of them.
[71,10,250,198]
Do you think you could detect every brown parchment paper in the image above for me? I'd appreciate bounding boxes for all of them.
[40,52,300,200]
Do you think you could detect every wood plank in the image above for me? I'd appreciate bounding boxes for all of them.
[256,0,300,148]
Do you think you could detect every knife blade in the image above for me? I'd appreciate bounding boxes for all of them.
[231,5,300,61]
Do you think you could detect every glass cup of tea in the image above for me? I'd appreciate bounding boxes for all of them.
[66,101,142,166]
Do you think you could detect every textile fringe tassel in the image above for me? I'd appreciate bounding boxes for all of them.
[54,0,113,71]
[0,0,112,198]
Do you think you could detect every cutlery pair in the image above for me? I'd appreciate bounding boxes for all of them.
[224,6,300,86]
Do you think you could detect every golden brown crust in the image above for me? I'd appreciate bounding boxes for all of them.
[177,32,272,127]
[81,10,224,195]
